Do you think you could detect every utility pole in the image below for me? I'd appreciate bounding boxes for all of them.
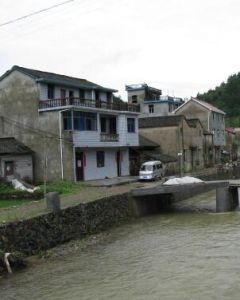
[43,136,48,200]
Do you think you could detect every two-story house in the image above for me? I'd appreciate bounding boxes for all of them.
[126,83,184,116]
[0,66,140,182]
[174,98,225,164]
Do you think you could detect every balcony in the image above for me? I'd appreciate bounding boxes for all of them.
[100,133,119,142]
[39,98,140,113]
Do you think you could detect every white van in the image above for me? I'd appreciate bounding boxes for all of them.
[139,161,165,181]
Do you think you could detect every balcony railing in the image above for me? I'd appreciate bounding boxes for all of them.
[100,133,119,142]
[39,98,140,112]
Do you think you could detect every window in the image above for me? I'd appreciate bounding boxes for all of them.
[73,111,97,131]
[96,151,105,168]
[47,84,55,99]
[60,89,66,99]
[79,89,85,99]
[101,117,107,132]
[127,118,135,133]
[132,95,138,103]
[149,105,154,113]
[69,90,74,99]
[63,111,72,130]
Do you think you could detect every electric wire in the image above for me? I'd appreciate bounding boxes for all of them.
[0,0,75,28]
[1,115,73,145]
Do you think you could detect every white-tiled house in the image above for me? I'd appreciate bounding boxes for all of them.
[0,66,140,181]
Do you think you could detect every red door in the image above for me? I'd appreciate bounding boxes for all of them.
[76,152,84,181]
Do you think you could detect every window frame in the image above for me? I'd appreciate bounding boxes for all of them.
[96,151,105,168]
[127,118,136,133]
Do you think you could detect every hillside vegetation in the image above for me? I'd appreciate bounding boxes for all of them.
[197,73,240,126]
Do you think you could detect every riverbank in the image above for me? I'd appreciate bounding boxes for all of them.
[0,166,224,275]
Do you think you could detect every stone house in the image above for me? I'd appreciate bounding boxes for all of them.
[0,137,33,182]
[0,66,140,182]
[139,115,204,173]
[129,135,177,175]
[174,98,225,164]
[126,83,184,116]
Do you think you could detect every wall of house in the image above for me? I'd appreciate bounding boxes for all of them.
[73,113,139,148]
[182,120,204,172]
[175,101,225,147]
[175,101,209,130]
[139,126,180,158]
[0,154,33,181]
[142,102,169,116]
[82,148,129,180]
[210,112,225,146]
[38,83,109,102]
[127,89,145,112]
[0,71,74,182]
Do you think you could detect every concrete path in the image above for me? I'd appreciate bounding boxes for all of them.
[85,176,139,187]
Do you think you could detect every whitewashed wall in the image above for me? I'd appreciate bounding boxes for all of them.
[73,113,139,147]
[84,149,117,180]
[83,148,130,180]
[38,83,108,100]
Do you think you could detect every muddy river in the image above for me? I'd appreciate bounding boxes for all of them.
[1,190,240,299]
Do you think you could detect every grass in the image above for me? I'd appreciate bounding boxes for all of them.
[0,199,30,209]
[39,179,86,195]
[0,182,18,194]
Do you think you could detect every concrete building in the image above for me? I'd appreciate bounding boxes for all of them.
[174,98,226,164]
[0,137,33,182]
[126,83,184,116]
[0,66,140,182]
[139,115,204,173]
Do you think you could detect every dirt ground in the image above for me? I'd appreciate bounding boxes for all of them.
[0,181,154,224]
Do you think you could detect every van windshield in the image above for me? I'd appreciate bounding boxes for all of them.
[140,165,153,171]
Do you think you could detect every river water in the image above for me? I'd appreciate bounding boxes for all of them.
[1,191,240,300]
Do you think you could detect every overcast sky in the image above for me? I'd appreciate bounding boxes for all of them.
[1,0,240,100]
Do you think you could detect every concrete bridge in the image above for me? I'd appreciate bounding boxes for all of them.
[132,181,240,216]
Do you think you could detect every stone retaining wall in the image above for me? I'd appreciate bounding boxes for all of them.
[0,193,133,255]
[0,191,43,200]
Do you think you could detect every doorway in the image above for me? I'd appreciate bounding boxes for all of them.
[4,161,14,177]
[75,152,84,181]
[116,151,121,177]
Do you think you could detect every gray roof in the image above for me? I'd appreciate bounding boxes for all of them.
[141,150,177,163]
[139,135,159,148]
[139,115,183,128]
[0,66,117,93]
[0,138,33,155]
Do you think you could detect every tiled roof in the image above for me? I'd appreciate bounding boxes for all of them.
[139,135,159,148]
[192,98,225,115]
[0,138,33,155]
[0,66,117,93]
[142,150,177,163]
[139,115,183,128]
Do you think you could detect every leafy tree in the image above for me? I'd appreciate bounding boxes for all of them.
[197,73,240,126]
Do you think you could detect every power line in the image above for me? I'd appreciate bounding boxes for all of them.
[0,0,75,28]
[1,116,73,145]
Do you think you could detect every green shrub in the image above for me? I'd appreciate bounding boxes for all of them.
[39,179,85,195]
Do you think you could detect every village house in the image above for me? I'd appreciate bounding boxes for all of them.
[126,83,184,116]
[0,137,33,182]
[174,98,226,164]
[0,66,140,182]
[129,135,177,175]
[139,115,204,173]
